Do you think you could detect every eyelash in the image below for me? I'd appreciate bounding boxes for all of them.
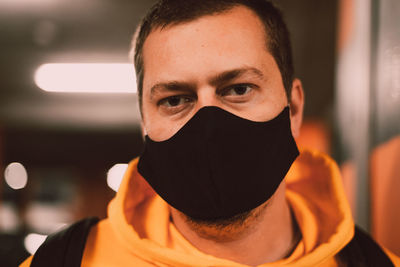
[157,95,194,108]
[219,83,255,96]
[157,83,256,110]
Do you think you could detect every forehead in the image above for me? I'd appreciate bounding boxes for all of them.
[141,6,273,89]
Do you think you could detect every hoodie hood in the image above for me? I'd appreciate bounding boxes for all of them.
[104,149,354,266]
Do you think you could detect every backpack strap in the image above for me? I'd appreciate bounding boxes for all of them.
[337,225,394,267]
[30,217,99,267]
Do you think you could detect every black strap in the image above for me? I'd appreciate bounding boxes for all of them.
[30,217,99,267]
[337,225,394,267]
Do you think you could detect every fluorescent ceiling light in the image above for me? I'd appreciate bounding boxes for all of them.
[0,0,59,8]
[34,63,137,93]
[0,0,64,12]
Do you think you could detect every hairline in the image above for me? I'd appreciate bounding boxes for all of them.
[134,2,292,111]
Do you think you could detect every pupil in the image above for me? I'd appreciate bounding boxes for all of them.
[168,97,181,106]
[234,86,247,95]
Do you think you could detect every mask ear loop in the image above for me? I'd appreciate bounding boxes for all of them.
[286,104,292,117]
[140,122,147,141]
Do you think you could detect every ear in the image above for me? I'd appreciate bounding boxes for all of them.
[289,78,304,138]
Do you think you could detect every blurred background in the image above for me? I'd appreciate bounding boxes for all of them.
[0,0,399,265]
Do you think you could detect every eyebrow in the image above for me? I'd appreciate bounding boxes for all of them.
[150,81,196,99]
[149,67,265,98]
[209,67,265,86]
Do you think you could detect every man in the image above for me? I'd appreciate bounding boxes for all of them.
[21,0,400,266]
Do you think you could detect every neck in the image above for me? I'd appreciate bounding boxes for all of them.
[170,182,299,266]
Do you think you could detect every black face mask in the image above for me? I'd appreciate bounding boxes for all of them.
[138,106,299,220]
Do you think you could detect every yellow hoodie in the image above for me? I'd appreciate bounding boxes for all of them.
[21,150,400,266]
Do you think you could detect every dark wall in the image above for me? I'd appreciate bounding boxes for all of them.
[273,0,338,119]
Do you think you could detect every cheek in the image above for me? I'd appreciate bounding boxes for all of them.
[142,112,184,142]
[245,89,287,122]
[141,93,177,141]
[149,124,184,142]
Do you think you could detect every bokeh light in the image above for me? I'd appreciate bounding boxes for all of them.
[4,162,28,190]
[107,164,128,192]
[24,233,47,255]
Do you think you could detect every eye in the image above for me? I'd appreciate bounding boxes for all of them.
[159,95,187,107]
[157,95,194,115]
[222,84,253,96]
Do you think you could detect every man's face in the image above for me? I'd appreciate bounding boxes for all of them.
[141,6,288,141]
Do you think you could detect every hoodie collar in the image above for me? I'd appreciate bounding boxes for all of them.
[107,149,354,266]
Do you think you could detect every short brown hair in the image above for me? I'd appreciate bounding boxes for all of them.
[133,0,294,107]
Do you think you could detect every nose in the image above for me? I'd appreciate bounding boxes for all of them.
[195,85,221,111]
